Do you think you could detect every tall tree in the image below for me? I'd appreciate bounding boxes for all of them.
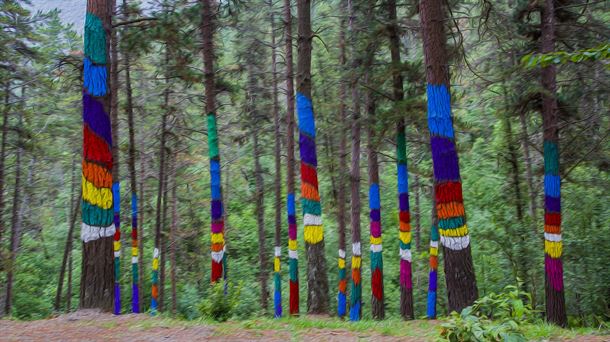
[427,190,439,318]
[269,2,283,318]
[201,0,225,284]
[419,0,477,313]
[540,0,566,327]
[80,0,115,311]
[109,0,122,315]
[121,0,141,313]
[169,149,178,314]
[387,0,414,320]
[283,0,299,316]
[347,0,363,322]
[296,0,329,314]
[335,0,348,319]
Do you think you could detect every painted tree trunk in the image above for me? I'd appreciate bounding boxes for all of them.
[387,0,414,320]
[419,0,477,313]
[109,4,121,313]
[170,151,178,314]
[270,5,283,318]
[336,0,348,319]
[122,0,140,313]
[201,0,225,284]
[541,0,567,327]
[347,0,362,322]
[296,0,329,314]
[284,0,299,316]
[80,0,115,311]
[427,190,439,318]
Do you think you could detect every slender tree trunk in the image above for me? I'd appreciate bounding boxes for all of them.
[138,138,145,309]
[414,175,421,251]
[109,0,122,313]
[296,0,329,314]
[122,0,141,313]
[169,151,178,314]
[541,0,566,327]
[159,147,170,313]
[0,82,9,249]
[387,0,415,320]
[55,159,81,312]
[519,111,537,227]
[80,0,114,311]
[269,4,283,318]
[420,0,477,313]
[427,186,439,318]
[201,0,225,285]
[283,0,299,316]
[4,104,24,315]
[151,48,170,314]
[253,124,269,313]
[348,0,362,322]
[336,0,348,319]
[66,248,73,311]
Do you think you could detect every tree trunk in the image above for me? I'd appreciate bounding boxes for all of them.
[296,0,329,315]
[420,0,477,313]
[0,82,9,250]
[66,248,73,311]
[284,0,299,316]
[138,136,145,310]
[4,102,24,315]
[519,111,537,227]
[201,0,225,285]
[336,0,348,319]
[122,0,141,313]
[169,150,178,314]
[414,175,421,251]
[541,0,567,327]
[159,147,170,312]
[80,0,115,311]
[253,124,269,313]
[270,4,283,318]
[151,48,170,314]
[387,0,415,320]
[348,0,362,322]
[55,159,81,312]
[427,186,439,318]
[109,1,122,313]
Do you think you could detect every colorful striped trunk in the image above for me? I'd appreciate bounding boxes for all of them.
[112,183,121,314]
[131,193,140,312]
[369,183,384,319]
[208,114,225,283]
[151,247,159,313]
[287,193,299,314]
[427,222,439,319]
[349,242,361,321]
[544,141,563,296]
[396,124,414,319]
[273,246,282,317]
[337,249,347,317]
[81,1,115,311]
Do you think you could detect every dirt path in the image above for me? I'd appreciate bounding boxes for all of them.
[0,310,420,341]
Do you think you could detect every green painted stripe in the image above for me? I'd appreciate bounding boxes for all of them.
[544,141,559,175]
[301,198,321,216]
[207,113,219,159]
[84,13,106,64]
[82,200,114,226]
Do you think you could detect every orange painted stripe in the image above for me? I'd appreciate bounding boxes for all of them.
[301,183,320,201]
[400,221,411,232]
[430,256,438,269]
[82,160,112,188]
[544,224,561,234]
[437,201,465,219]
[151,285,158,298]
[351,269,361,284]
[338,279,347,292]
[211,243,224,252]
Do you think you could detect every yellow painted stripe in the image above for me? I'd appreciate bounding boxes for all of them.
[439,225,468,237]
[211,233,224,244]
[132,247,138,256]
[545,240,562,258]
[399,231,411,244]
[288,239,297,250]
[82,175,113,209]
[430,247,438,256]
[152,257,159,270]
[304,225,323,244]
[113,241,121,251]
[351,256,361,269]
[274,257,280,272]
[338,258,345,269]
[370,236,382,245]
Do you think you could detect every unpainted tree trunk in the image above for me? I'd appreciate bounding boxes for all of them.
[169,149,178,314]
[0,82,9,249]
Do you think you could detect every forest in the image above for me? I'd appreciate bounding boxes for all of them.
[0,0,608,341]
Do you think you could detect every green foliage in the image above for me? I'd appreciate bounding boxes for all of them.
[198,282,241,322]
[521,44,610,68]
[440,287,535,342]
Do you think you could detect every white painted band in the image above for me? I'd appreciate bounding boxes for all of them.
[440,235,470,250]
[352,242,361,255]
[275,246,281,257]
[544,233,562,242]
[399,248,412,262]
[338,249,346,258]
[211,250,224,263]
[81,223,115,243]
[370,244,382,253]
[303,213,322,226]
[288,250,298,259]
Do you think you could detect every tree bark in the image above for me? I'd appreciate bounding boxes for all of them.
[253,122,269,313]
[296,0,329,315]
[0,82,9,250]
[4,99,24,315]
[201,0,225,284]
[169,149,178,314]
[420,0,477,313]
[80,0,115,311]
[269,4,283,318]
[541,0,567,327]
[283,0,299,316]
[336,0,349,319]
[159,146,170,312]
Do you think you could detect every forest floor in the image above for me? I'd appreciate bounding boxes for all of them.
[1,310,608,341]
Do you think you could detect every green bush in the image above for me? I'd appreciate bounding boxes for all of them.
[440,286,535,341]
[198,281,241,322]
